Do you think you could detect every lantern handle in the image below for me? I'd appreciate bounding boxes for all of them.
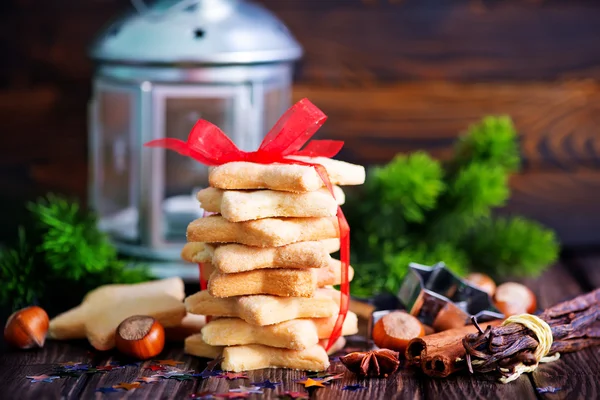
[130,0,203,21]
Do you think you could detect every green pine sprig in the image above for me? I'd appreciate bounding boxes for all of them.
[0,227,41,311]
[28,194,118,280]
[371,152,446,223]
[461,217,560,278]
[0,194,153,311]
[452,115,520,173]
[346,115,559,297]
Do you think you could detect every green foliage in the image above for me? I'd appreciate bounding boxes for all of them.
[28,194,118,280]
[346,116,560,297]
[453,116,520,173]
[383,243,470,293]
[371,152,446,223]
[462,217,560,278]
[448,163,509,217]
[0,194,153,311]
[0,228,40,310]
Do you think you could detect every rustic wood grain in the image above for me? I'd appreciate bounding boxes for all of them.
[424,374,537,400]
[265,1,600,82]
[564,254,600,291]
[523,263,600,400]
[0,338,421,400]
[1,260,597,399]
[3,1,600,84]
[499,170,600,246]
[293,81,600,168]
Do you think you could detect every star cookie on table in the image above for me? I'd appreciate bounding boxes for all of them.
[295,377,326,388]
[216,372,249,380]
[26,374,60,383]
[48,278,186,351]
[342,384,366,391]
[230,385,264,394]
[113,382,141,391]
[251,379,281,389]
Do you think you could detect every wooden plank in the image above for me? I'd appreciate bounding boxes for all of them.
[2,1,600,85]
[424,374,537,400]
[265,0,600,82]
[77,350,204,399]
[0,363,86,400]
[292,81,600,168]
[4,80,600,170]
[564,254,600,290]
[499,170,600,247]
[0,338,422,399]
[522,263,600,399]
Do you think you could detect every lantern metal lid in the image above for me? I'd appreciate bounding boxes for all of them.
[90,0,303,65]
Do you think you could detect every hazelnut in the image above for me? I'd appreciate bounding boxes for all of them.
[465,273,497,297]
[115,315,165,360]
[372,311,425,353]
[4,306,49,349]
[494,282,537,316]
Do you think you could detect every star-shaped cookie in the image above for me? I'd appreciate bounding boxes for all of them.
[48,278,187,350]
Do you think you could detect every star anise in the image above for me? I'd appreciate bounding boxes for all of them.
[340,349,400,378]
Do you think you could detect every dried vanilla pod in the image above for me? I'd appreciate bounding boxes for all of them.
[463,288,600,381]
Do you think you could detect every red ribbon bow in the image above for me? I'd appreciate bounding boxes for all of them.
[145,98,350,351]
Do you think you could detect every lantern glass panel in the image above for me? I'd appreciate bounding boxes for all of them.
[264,84,291,132]
[94,86,138,242]
[154,87,247,244]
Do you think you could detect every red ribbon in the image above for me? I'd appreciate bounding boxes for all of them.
[145,98,349,351]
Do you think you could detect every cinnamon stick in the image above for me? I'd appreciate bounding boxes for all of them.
[406,320,502,377]
[463,288,600,379]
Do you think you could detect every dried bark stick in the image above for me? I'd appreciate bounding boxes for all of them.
[405,320,501,378]
[463,288,600,380]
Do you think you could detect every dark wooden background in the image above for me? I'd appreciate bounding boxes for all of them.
[1,0,600,246]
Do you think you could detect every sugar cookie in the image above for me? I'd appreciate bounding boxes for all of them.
[197,186,345,222]
[201,312,358,350]
[209,157,365,192]
[185,288,340,326]
[187,216,339,247]
[181,239,340,272]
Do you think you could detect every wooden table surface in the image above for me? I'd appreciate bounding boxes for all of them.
[1,253,600,400]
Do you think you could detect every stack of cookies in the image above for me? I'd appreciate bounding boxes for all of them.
[182,156,365,372]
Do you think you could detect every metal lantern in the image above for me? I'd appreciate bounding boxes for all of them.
[88,0,302,277]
